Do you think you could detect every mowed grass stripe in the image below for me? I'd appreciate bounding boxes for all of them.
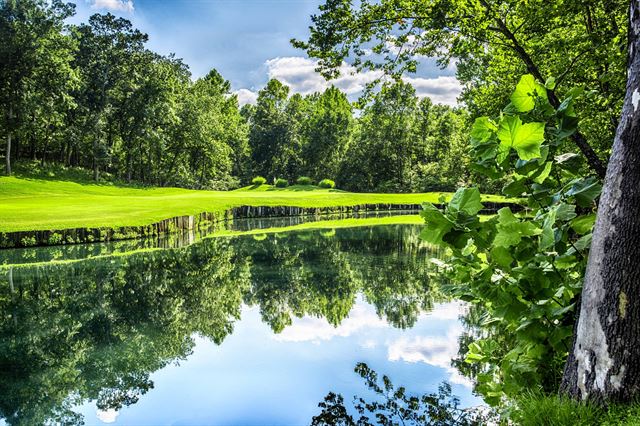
[0,177,514,232]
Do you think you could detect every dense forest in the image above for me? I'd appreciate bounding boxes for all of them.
[0,0,471,192]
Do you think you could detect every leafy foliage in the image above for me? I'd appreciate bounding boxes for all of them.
[293,0,625,172]
[311,363,493,425]
[420,75,601,404]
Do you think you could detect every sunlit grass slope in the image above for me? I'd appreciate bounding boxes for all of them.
[0,176,512,233]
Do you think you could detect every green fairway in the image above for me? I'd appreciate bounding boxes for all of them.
[0,176,512,233]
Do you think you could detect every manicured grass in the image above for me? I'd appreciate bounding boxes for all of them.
[0,177,514,233]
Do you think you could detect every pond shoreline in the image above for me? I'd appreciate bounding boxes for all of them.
[0,201,518,249]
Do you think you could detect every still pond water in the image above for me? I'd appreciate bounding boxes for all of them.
[0,219,481,425]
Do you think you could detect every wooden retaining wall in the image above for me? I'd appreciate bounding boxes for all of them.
[0,202,519,249]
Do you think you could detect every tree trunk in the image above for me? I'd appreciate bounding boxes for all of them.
[5,105,12,175]
[561,0,640,402]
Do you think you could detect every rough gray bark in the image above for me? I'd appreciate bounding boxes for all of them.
[561,0,640,402]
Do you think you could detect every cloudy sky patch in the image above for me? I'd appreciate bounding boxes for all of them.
[89,0,134,13]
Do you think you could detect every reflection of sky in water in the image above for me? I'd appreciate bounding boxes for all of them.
[78,298,481,425]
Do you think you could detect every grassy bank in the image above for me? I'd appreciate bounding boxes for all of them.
[0,177,513,233]
[0,214,426,269]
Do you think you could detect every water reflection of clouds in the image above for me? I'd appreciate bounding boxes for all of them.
[272,304,388,344]
[387,326,472,387]
[96,409,119,424]
[387,301,471,387]
[272,300,471,386]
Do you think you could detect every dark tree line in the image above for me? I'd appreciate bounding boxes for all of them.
[1,0,472,192]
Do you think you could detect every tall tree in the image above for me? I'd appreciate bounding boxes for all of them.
[72,13,147,180]
[248,79,291,180]
[560,0,640,403]
[0,0,75,175]
[303,86,352,181]
[340,81,417,192]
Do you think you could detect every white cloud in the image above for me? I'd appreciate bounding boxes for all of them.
[402,75,462,106]
[273,304,388,343]
[264,56,383,96]
[90,0,134,13]
[239,56,461,106]
[96,409,119,423]
[234,88,259,107]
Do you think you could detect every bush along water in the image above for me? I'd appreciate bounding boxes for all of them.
[420,75,600,405]
[318,179,335,189]
[296,176,313,185]
[275,178,288,188]
[251,176,267,185]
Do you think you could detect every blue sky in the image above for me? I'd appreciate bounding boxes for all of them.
[70,0,461,106]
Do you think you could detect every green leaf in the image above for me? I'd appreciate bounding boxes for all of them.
[532,162,552,184]
[573,234,592,252]
[448,187,484,216]
[503,177,528,197]
[566,177,602,207]
[462,238,477,256]
[420,203,455,245]
[570,214,596,234]
[491,246,513,268]
[553,203,577,221]
[497,115,545,161]
[539,209,557,250]
[494,208,542,247]
[555,153,583,173]
[511,74,548,112]
[545,77,556,90]
[470,117,497,146]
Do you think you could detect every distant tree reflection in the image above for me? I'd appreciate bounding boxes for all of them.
[0,224,445,424]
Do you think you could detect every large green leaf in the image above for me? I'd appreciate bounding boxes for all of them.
[470,117,497,146]
[539,208,557,250]
[448,187,484,216]
[494,208,541,247]
[497,115,545,161]
[511,74,548,112]
[420,203,455,245]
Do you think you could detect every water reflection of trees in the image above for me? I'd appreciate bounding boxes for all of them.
[0,224,445,425]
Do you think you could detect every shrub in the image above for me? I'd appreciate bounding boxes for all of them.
[251,176,267,185]
[318,179,335,189]
[20,236,37,247]
[296,176,313,185]
[275,178,288,188]
[48,233,63,245]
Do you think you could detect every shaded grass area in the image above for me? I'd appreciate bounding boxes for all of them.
[0,177,514,233]
[0,214,426,269]
[511,393,640,425]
